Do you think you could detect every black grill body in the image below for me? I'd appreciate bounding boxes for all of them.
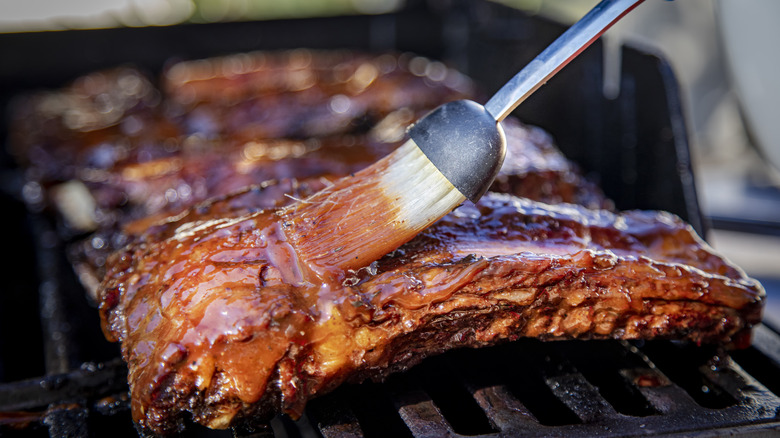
[1,1,778,437]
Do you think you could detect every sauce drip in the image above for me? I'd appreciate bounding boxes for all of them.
[97,192,764,434]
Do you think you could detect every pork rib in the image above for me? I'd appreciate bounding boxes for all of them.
[97,190,763,435]
[9,52,473,230]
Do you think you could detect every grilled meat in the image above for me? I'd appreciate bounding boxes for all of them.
[11,51,608,236]
[68,117,611,299]
[9,51,473,229]
[14,50,613,304]
[97,188,763,435]
[12,49,760,436]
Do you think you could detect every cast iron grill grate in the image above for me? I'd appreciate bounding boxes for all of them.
[1,1,778,437]
[305,331,780,438]
[0,214,778,437]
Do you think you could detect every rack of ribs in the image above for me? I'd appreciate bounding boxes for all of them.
[97,187,763,434]
[11,51,608,234]
[9,50,764,436]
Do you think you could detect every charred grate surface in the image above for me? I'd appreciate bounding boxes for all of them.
[304,336,780,438]
[2,84,780,438]
[3,207,776,437]
[1,137,779,438]
[3,331,780,437]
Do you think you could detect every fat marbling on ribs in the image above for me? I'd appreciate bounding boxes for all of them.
[9,51,474,231]
[98,186,763,435]
[10,50,764,436]
[11,50,608,237]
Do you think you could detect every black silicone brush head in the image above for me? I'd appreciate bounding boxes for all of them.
[408,100,506,203]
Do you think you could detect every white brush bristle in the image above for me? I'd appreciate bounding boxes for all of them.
[381,139,466,233]
[280,138,467,275]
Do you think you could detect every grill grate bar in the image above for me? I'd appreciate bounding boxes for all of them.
[546,373,620,423]
[232,423,275,438]
[3,335,778,437]
[0,359,127,412]
[31,215,76,376]
[301,334,780,438]
[307,392,364,438]
[751,324,780,365]
[392,390,455,438]
[700,355,780,414]
[301,335,780,438]
[409,355,497,436]
[619,367,700,414]
[43,402,88,438]
[470,385,540,435]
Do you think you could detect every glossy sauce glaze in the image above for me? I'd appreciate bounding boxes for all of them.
[98,190,764,435]
[72,118,611,299]
[14,48,761,437]
[10,51,474,232]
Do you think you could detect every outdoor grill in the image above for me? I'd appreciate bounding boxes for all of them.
[1,1,779,437]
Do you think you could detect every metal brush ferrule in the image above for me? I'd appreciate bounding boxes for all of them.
[409,100,506,203]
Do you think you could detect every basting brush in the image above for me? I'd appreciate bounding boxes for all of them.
[278,100,504,276]
[279,0,644,278]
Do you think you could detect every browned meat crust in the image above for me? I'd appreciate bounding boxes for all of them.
[10,51,608,236]
[97,189,763,435]
[9,52,474,227]
[14,51,613,306]
[68,117,611,298]
[13,50,753,436]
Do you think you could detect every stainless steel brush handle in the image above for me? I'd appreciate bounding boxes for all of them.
[484,0,644,122]
[411,0,643,203]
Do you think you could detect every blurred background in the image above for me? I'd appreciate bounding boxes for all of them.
[2,0,779,327]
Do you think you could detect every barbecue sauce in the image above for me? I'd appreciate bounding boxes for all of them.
[98,192,764,435]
